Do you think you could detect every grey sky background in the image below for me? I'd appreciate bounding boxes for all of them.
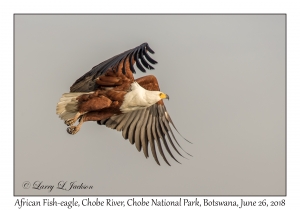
[15,15,285,195]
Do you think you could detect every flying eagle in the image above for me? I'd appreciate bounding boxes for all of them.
[56,43,191,165]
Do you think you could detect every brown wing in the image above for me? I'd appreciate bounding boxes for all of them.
[70,43,157,92]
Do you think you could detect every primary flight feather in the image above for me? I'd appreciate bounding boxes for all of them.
[56,43,191,165]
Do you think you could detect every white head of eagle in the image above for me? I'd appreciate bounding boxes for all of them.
[120,82,169,113]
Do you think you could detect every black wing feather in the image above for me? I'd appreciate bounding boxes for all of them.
[135,48,146,73]
[129,52,136,74]
[145,43,155,54]
[143,47,158,65]
[140,49,154,70]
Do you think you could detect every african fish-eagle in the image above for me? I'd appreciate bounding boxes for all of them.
[56,43,191,165]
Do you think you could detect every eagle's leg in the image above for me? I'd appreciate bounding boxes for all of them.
[65,101,121,134]
[64,94,113,128]
[64,112,82,126]
[66,116,84,135]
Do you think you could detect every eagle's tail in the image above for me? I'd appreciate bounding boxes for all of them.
[56,92,84,120]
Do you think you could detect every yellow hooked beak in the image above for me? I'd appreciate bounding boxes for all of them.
[160,93,169,100]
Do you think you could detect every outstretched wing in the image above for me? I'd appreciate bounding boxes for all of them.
[70,43,157,92]
[97,104,192,166]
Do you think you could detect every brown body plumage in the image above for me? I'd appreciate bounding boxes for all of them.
[56,43,191,165]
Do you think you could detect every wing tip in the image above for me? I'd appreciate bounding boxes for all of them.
[184,138,193,144]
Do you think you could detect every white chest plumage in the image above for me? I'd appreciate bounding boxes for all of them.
[120,82,161,113]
